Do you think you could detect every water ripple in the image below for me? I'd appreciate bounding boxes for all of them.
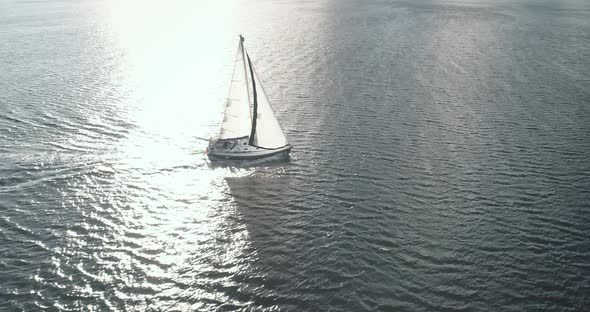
[1,0,590,311]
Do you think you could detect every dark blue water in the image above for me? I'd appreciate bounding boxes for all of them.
[1,0,589,310]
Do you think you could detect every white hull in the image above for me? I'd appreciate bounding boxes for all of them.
[207,145,291,160]
[208,145,291,160]
[207,137,291,160]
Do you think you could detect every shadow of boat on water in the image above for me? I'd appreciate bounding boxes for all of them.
[223,172,321,310]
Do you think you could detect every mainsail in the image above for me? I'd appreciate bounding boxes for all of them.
[218,37,251,139]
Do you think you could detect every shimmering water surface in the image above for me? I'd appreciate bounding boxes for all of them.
[1,0,589,310]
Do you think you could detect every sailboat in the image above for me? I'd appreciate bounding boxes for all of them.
[207,35,291,160]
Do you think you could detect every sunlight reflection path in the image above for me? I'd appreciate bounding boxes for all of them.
[58,0,259,309]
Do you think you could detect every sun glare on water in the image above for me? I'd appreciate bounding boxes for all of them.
[62,1,256,307]
[106,0,238,134]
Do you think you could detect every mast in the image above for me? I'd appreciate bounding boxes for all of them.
[247,53,258,145]
[239,35,252,127]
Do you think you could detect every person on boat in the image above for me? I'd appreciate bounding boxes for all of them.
[218,139,238,151]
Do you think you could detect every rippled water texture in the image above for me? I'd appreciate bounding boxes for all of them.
[1,0,589,310]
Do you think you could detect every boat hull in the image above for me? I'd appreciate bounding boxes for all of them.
[207,145,291,160]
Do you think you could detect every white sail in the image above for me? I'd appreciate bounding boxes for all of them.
[218,39,251,139]
[250,62,289,148]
